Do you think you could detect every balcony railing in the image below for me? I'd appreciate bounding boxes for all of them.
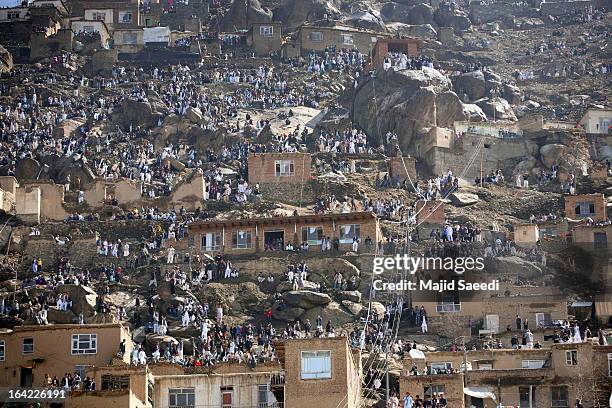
[436,303,461,312]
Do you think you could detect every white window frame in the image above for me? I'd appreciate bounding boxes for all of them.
[607,353,612,377]
[232,230,252,249]
[301,350,332,380]
[92,12,106,21]
[257,384,269,406]
[22,338,33,354]
[118,10,133,23]
[259,25,273,38]
[341,34,354,46]
[339,224,360,244]
[436,302,461,312]
[478,363,493,370]
[71,334,98,355]
[221,387,233,408]
[202,232,222,251]
[7,11,20,20]
[302,226,323,245]
[310,31,323,42]
[169,387,195,408]
[0,340,4,361]
[275,160,294,176]
[565,350,577,366]
[521,360,545,369]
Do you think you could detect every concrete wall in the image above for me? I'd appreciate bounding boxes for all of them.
[415,200,445,225]
[0,324,132,387]
[36,182,69,221]
[579,109,612,134]
[514,224,539,246]
[169,171,206,210]
[114,179,142,205]
[247,152,312,184]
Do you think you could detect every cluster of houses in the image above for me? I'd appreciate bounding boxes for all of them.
[0,0,423,63]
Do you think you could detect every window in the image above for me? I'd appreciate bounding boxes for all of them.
[259,25,273,37]
[83,25,95,33]
[339,224,360,244]
[169,388,195,408]
[0,340,4,361]
[257,384,269,406]
[92,12,106,21]
[429,362,452,374]
[201,232,222,251]
[436,302,461,312]
[478,363,492,370]
[23,338,33,354]
[310,31,323,42]
[301,350,331,379]
[275,160,294,176]
[302,226,323,245]
[519,386,536,408]
[341,34,354,45]
[594,232,607,248]
[119,11,133,23]
[535,312,551,328]
[521,360,545,369]
[122,32,138,45]
[74,365,90,379]
[71,334,97,354]
[232,230,252,249]
[565,350,577,366]
[551,386,568,408]
[575,201,595,217]
[608,353,612,377]
[7,11,20,19]
[424,385,445,398]
[101,374,129,390]
[221,386,233,408]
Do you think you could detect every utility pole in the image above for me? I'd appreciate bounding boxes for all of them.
[386,349,390,403]
[480,140,484,187]
[462,336,468,387]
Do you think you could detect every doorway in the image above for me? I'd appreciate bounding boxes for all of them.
[20,367,33,387]
[264,230,284,251]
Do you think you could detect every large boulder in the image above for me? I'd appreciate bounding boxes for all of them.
[273,305,305,321]
[219,0,272,32]
[353,67,470,150]
[503,83,523,105]
[0,45,13,73]
[116,99,154,129]
[386,23,437,39]
[184,107,203,123]
[449,192,479,206]
[300,301,354,326]
[337,290,362,303]
[275,0,340,29]
[406,3,435,25]
[476,97,517,121]
[463,104,488,122]
[345,10,387,32]
[53,118,86,139]
[283,290,332,309]
[342,300,364,315]
[433,7,471,30]
[15,158,41,181]
[56,284,97,317]
[539,144,567,168]
[276,280,319,292]
[453,71,486,101]
[370,301,386,319]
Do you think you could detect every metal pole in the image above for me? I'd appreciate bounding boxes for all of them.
[480,141,484,188]
[462,336,468,385]
[529,384,533,408]
[386,350,390,403]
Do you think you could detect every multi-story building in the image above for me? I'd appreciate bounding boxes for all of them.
[247,152,312,185]
[400,341,612,408]
[0,323,133,387]
[564,193,607,222]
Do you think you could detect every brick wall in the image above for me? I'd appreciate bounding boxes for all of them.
[247,153,312,184]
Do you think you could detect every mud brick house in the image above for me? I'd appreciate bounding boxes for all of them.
[0,323,133,387]
[277,336,362,408]
[401,342,612,408]
[564,193,607,222]
[188,212,380,255]
[247,152,312,184]
[572,223,612,249]
[298,23,387,55]
[513,223,539,246]
[371,37,421,68]
[250,21,283,56]
[388,155,417,181]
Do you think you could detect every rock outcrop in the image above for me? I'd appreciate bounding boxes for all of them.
[220,0,272,32]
